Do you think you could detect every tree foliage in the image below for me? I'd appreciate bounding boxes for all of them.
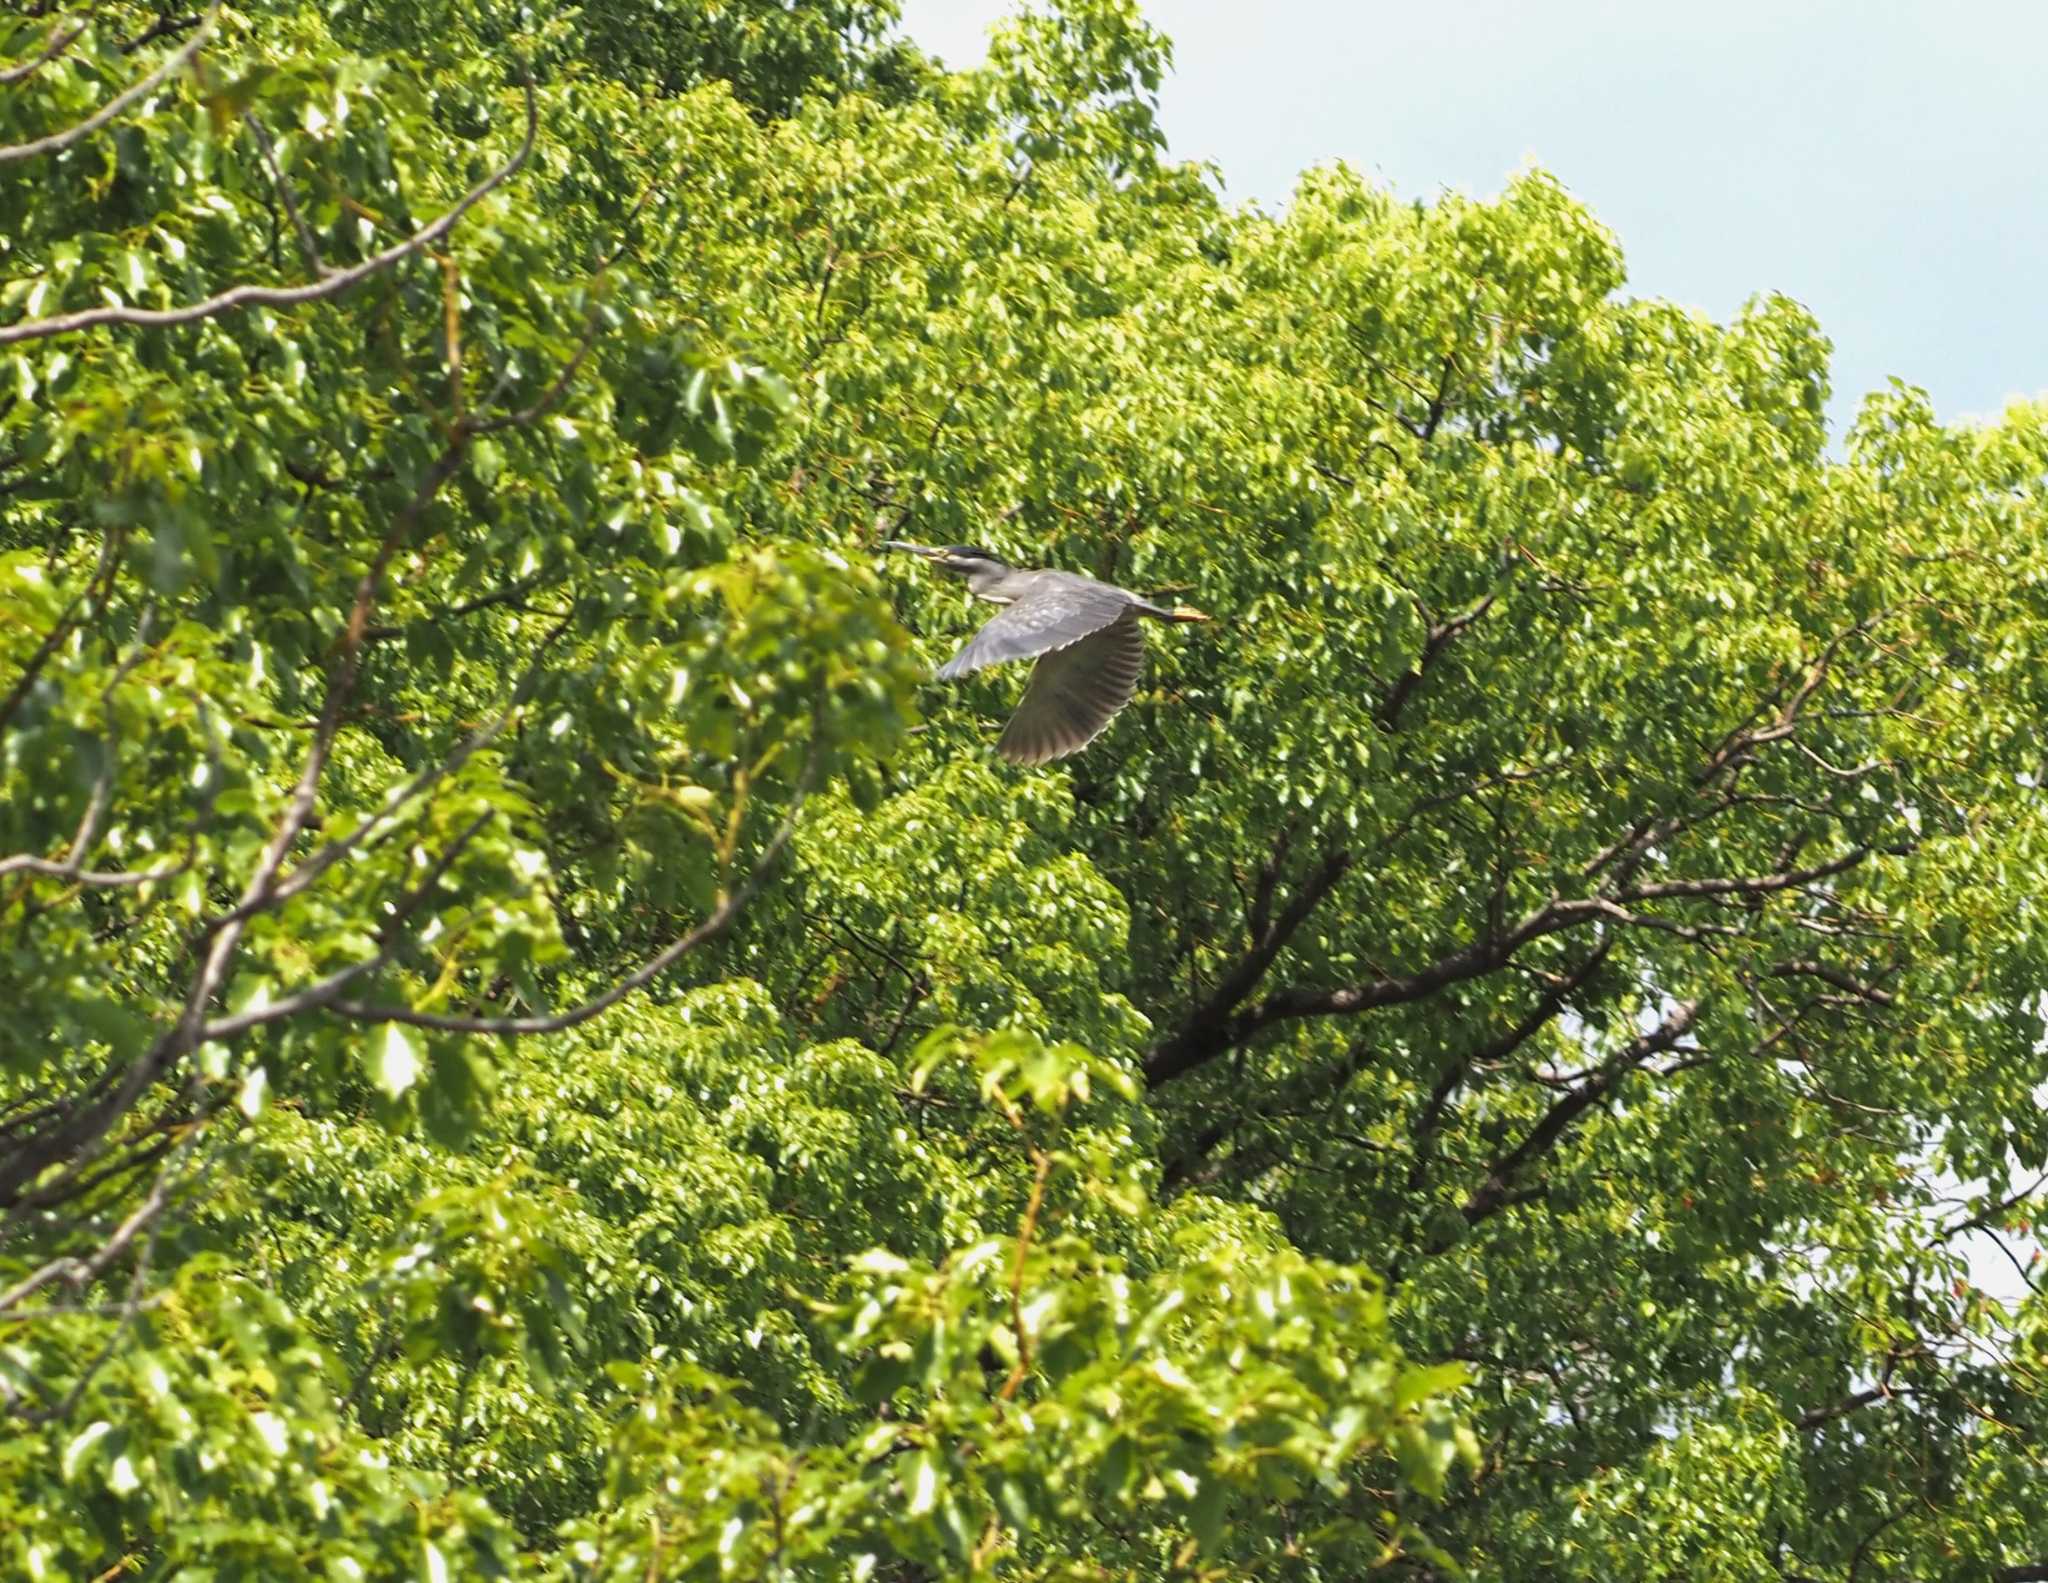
[5,1,2048,1578]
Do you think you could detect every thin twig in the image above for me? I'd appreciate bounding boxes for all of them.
[998,1149,1053,1402]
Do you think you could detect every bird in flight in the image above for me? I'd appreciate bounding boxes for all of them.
[882,542,1208,765]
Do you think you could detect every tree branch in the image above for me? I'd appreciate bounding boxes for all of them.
[0,524,123,735]
[0,433,473,1208]
[1765,958,1896,1008]
[0,5,96,86]
[1613,847,1869,904]
[194,810,494,1043]
[329,746,819,1037]
[0,76,537,346]
[1159,942,1611,1199]
[1148,806,1879,1085]
[1934,1171,2048,1245]
[0,3,217,167]
[1795,1384,1889,1432]
[117,9,200,53]
[1143,847,1351,1087]
[1377,593,1495,730]
[1459,999,1702,1228]
[243,112,328,280]
[1408,942,1612,1192]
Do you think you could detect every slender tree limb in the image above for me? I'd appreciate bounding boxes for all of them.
[1159,942,1608,1198]
[243,112,328,280]
[360,572,550,641]
[1614,848,1869,904]
[0,525,123,735]
[1143,848,1350,1086]
[327,746,818,1037]
[1766,958,1896,1007]
[195,810,494,1043]
[998,1148,1053,1401]
[215,607,575,928]
[1148,828,1881,1084]
[1377,593,1496,730]
[1795,1384,1889,1432]
[0,1095,192,1313]
[1416,349,1460,442]
[1458,999,1702,1229]
[0,76,537,345]
[0,2,217,167]
[1934,1171,2048,1245]
[1407,942,1612,1192]
[118,10,202,53]
[0,431,474,1208]
[468,303,607,434]
[0,4,96,85]
[1247,820,1295,949]
[1147,884,1582,1087]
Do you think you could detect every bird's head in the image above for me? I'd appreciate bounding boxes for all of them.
[880,541,1011,580]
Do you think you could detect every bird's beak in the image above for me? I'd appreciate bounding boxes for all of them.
[879,540,944,559]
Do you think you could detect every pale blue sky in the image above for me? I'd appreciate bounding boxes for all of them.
[898,0,2048,439]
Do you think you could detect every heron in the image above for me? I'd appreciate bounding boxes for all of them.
[882,542,1209,765]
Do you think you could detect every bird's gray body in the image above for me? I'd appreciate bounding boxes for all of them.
[882,543,1195,765]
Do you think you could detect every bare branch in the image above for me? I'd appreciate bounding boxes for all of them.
[0,2,217,167]
[1795,1384,1890,1432]
[1144,847,1351,1086]
[1459,999,1702,1228]
[329,747,821,1037]
[468,304,606,434]
[195,810,494,1043]
[1766,958,1897,1008]
[1408,942,1612,1190]
[0,849,192,888]
[0,435,472,1210]
[1377,592,1496,730]
[0,77,538,346]
[244,112,327,280]
[1144,630,1904,1086]
[232,611,573,919]
[361,579,545,641]
[1934,1171,2048,1246]
[0,526,123,735]
[1246,821,1295,950]
[117,10,200,53]
[1147,874,1753,1086]
[1613,847,1869,904]
[0,5,96,86]
[1160,941,1611,1199]
[0,609,206,897]
[0,1106,184,1312]
[1416,348,1460,442]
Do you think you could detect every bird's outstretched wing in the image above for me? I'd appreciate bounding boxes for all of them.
[936,580,1133,679]
[997,614,1146,765]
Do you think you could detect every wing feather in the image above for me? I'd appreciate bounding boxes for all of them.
[937,579,1133,680]
[997,614,1146,765]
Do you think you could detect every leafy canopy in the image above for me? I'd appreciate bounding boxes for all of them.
[4,2,2048,1580]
